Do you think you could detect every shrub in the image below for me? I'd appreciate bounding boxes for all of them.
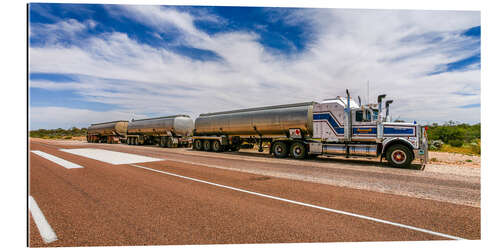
[449,139,464,147]
[429,140,444,150]
[470,139,481,155]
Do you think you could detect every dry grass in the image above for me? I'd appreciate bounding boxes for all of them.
[437,140,481,156]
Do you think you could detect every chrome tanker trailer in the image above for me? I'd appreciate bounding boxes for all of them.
[87,121,128,144]
[126,115,194,147]
[192,89,428,167]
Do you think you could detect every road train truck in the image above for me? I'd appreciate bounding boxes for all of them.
[192,90,428,167]
[87,120,129,144]
[125,115,194,147]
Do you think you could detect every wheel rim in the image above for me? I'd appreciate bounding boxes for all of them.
[275,145,283,154]
[294,146,302,156]
[213,141,220,151]
[391,150,406,164]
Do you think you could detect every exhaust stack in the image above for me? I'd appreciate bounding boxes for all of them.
[377,94,386,122]
[385,100,393,122]
[345,89,352,142]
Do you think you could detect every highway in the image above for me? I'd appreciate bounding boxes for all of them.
[28,139,480,247]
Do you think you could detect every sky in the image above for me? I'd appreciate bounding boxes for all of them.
[28,4,481,129]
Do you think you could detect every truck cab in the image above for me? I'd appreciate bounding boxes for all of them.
[311,90,428,167]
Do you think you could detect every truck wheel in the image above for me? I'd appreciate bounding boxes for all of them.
[290,142,307,159]
[166,137,174,148]
[193,140,203,150]
[272,141,289,158]
[386,144,413,168]
[203,140,212,151]
[212,140,222,152]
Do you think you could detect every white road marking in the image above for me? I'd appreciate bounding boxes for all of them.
[31,150,84,169]
[60,148,161,165]
[130,164,465,240]
[29,196,58,244]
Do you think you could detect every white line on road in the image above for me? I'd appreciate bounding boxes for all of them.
[130,164,465,240]
[29,196,58,244]
[31,150,84,169]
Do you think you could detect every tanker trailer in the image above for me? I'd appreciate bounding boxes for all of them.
[192,89,428,168]
[87,121,128,144]
[126,115,194,147]
[192,102,315,153]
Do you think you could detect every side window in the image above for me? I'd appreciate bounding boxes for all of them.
[355,110,363,122]
[366,110,372,121]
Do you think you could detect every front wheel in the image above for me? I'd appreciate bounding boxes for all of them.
[386,144,413,168]
[272,141,289,158]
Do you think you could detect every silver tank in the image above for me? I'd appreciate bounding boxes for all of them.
[127,115,194,137]
[194,102,315,137]
[88,121,128,136]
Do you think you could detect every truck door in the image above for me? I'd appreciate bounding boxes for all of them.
[351,109,377,141]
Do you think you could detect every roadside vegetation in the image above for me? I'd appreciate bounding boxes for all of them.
[426,121,480,155]
[29,127,87,140]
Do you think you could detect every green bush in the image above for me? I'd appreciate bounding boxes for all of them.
[427,122,480,145]
[470,139,481,155]
[429,140,444,150]
[449,139,464,147]
[30,127,88,139]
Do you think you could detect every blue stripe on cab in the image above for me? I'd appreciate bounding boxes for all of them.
[313,113,344,134]
[383,127,414,135]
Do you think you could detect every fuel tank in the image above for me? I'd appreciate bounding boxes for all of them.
[127,115,194,137]
[87,121,128,136]
[194,102,315,137]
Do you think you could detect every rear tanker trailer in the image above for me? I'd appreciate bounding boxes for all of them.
[193,89,429,167]
[87,121,128,144]
[126,115,194,147]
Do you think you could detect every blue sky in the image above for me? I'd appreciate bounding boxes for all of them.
[28,4,480,129]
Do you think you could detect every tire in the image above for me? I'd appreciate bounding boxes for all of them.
[290,142,307,159]
[166,137,175,148]
[272,141,289,158]
[193,140,203,151]
[203,140,212,151]
[212,140,222,152]
[386,144,413,168]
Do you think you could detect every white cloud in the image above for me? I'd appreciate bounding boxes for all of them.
[29,7,481,129]
[30,19,96,45]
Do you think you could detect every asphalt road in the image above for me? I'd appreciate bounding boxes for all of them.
[28,139,480,247]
